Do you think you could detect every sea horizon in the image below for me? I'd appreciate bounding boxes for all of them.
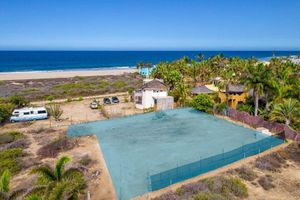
[0,50,299,73]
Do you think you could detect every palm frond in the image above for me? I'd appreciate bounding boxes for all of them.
[0,169,10,193]
[23,185,47,198]
[55,156,71,181]
[62,168,82,180]
[31,166,56,182]
[47,181,68,200]
[24,194,43,200]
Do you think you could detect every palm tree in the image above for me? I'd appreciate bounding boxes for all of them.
[196,52,205,62]
[0,169,25,200]
[173,82,189,107]
[270,98,300,126]
[243,63,267,116]
[220,57,244,115]
[30,156,85,200]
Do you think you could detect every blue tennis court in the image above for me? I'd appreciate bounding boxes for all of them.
[67,108,283,200]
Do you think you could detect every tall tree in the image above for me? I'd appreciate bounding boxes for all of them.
[243,63,267,116]
[270,98,300,126]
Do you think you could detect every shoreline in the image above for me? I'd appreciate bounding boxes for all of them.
[0,68,138,80]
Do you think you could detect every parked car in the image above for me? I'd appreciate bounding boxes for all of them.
[10,107,48,122]
[90,99,99,109]
[111,96,119,103]
[103,97,111,104]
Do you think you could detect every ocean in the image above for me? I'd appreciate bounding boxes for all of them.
[0,51,299,73]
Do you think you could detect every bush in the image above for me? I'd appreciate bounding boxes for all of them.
[112,80,127,88]
[235,166,257,181]
[128,87,134,94]
[191,94,214,113]
[78,96,83,101]
[0,103,14,123]
[46,95,54,101]
[79,155,93,166]
[193,193,225,200]
[215,103,226,114]
[0,131,23,145]
[255,152,285,171]
[124,96,129,103]
[237,104,254,115]
[47,104,63,121]
[258,175,275,190]
[0,148,23,175]
[8,95,29,108]
[37,137,77,158]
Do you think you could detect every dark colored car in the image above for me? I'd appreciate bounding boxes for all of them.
[103,97,111,104]
[111,96,119,103]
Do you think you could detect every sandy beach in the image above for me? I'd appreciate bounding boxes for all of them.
[0,68,137,80]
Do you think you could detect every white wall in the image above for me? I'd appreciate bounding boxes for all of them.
[141,90,167,109]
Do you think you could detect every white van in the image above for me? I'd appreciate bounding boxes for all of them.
[10,107,48,122]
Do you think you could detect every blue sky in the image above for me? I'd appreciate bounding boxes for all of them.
[0,0,299,50]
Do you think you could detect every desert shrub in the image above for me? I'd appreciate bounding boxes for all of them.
[155,176,248,200]
[0,131,23,145]
[235,166,257,181]
[284,142,300,162]
[8,95,30,107]
[191,94,214,113]
[258,175,275,190]
[227,177,248,198]
[0,148,23,175]
[0,103,14,123]
[79,155,93,166]
[112,80,127,88]
[46,95,54,101]
[204,176,248,198]
[153,191,179,200]
[46,104,63,121]
[37,137,77,158]
[180,182,209,195]
[255,152,285,171]
[0,139,30,151]
[128,87,134,94]
[124,96,129,103]
[193,193,226,200]
[78,96,83,101]
[66,97,72,102]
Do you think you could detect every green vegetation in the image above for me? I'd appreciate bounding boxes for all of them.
[46,95,54,101]
[46,104,63,121]
[0,95,31,123]
[155,175,248,200]
[0,131,23,145]
[29,156,85,199]
[0,148,23,175]
[270,98,300,126]
[191,94,214,113]
[112,80,127,88]
[150,55,300,130]
[0,104,14,123]
[8,95,29,108]
[0,169,25,200]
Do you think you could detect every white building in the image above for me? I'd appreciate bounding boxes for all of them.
[134,79,173,110]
